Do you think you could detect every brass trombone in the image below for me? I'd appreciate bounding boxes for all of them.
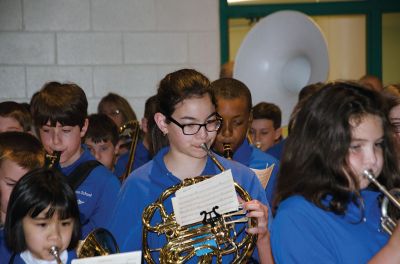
[363,169,400,235]
[119,120,140,182]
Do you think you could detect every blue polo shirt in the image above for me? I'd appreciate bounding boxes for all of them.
[114,141,152,178]
[271,190,389,263]
[265,138,286,161]
[108,147,270,262]
[233,140,280,205]
[60,145,120,238]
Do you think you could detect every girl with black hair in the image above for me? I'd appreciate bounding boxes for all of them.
[4,168,80,263]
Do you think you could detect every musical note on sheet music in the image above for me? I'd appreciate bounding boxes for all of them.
[172,170,239,226]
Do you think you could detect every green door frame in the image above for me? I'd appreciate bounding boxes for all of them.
[219,0,400,78]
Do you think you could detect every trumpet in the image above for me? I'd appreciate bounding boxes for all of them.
[49,246,63,264]
[222,143,233,160]
[363,170,400,235]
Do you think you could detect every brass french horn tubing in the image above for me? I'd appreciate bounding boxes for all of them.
[200,143,225,171]
[120,120,140,182]
[363,169,400,235]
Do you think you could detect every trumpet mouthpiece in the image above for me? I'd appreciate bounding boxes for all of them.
[49,246,63,264]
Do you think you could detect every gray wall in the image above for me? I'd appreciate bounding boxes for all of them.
[0,0,220,118]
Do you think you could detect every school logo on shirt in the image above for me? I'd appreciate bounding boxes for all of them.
[76,190,93,197]
[77,199,84,205]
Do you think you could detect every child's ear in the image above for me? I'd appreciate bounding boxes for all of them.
[154,112,168,135]
[80,118,89,138]
[274,127,283,141]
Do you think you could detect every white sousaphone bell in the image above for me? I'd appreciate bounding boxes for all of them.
[234,10,329,125]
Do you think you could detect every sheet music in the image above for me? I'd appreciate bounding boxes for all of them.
[71,251,141,264]
[172,169,239,226]
[252,164,274,189]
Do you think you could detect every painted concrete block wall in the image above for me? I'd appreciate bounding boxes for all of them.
[0,0,220,118]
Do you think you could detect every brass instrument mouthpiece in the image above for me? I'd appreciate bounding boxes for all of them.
[45,151,61,169]
[222,143,233,160]
[200,143,225,172]
[49,246,63,264]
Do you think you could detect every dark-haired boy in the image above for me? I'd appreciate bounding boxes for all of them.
[31,81,120,238]
[84,114,120,171]
[211,78,279,205]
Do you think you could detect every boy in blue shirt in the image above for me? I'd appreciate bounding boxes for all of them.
[31,82,120,238]
[211,78,280,205]
[84,114,120,172]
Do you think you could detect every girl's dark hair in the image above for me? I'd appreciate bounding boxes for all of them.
[5,168,81,252]
[152,69,214,153]
[274,81,400,215]
[31,82,88,128]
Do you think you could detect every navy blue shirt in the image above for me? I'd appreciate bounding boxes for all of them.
[114,140,152,178]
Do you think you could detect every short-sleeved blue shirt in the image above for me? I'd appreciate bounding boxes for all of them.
[271,190,389,264]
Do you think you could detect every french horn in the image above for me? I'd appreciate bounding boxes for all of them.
[141,144,257,263]
[363,170,400,235]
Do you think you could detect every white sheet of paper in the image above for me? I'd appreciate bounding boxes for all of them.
[172,169,239,226]
[71,251,141,264]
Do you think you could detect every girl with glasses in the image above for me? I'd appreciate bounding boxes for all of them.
[108,69,274,263]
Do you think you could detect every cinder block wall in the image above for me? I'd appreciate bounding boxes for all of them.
[0,0,220,118]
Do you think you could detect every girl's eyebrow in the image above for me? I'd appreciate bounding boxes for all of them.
[179,112,218,122]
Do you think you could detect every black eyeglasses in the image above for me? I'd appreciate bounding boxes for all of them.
[167,114,222,135]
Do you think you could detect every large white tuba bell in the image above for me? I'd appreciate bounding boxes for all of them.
[234,10,329,125]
